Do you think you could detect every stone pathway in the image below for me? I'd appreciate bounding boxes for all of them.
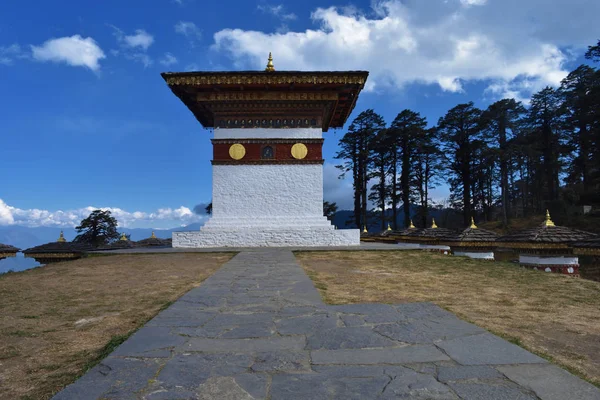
[54,250,600,399]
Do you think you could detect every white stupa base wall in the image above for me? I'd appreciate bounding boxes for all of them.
[519,255,578,265]
[454,251,495,260]
[173,227,359,247]
[174,128,361,247]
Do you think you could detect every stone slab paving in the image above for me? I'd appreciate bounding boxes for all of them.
[54,249,600,400]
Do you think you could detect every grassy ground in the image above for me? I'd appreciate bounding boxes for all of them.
[296,250,600,387]
[0,253,234,400]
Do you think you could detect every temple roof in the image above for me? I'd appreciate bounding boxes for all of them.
[161,69,369,131]
[450,227,499,242]
[0,243,20,253]
[497,224,596,244]
[22,241,93,254]
[135,237,170,247]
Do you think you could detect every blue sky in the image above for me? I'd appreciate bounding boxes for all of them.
[0,0,598,229]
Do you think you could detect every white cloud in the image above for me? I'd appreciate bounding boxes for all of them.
[460,0,487,6]
[257,4,297,20]
[31,35,105,72]
[160,52,178,66]
[122,29,154,50]
[323,163,354,210]
[174,21,202,47]
[0,198,204,228]
[111,26,154,67]
[0,44,25,65]
[212,0,597,99]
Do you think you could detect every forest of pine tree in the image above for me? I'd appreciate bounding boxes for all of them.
[335,40,600,231]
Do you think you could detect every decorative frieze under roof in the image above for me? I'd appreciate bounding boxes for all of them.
[572,238,600,256]
[496,211,596,249]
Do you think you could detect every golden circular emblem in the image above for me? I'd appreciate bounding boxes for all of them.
[291,143,308,160]
[229,143,246,160]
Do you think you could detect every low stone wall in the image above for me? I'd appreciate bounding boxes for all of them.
[173,228,360,248]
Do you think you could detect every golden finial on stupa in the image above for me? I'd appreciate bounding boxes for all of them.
[544,210,555,227]
[409,219,416,229]
[151,231,157,239]
[470,217,477,229]
[265,52,275,72]
[431,218,438,229]
[57,231,66,242]
[387,223,392,231]
[363,225,368,233]
[120,232,128,241]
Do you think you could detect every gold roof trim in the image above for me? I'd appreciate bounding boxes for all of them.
[164,74,367,86]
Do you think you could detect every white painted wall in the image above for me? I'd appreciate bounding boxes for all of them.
[210,164,324,221]
[454,251,495,260]
[173,228,359,247]
[214,128,322,139]
[519,255,578,265]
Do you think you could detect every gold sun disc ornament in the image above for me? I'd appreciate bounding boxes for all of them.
[229,143,246,160]
[291,143,308,160]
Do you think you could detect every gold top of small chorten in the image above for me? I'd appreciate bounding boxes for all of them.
[265,52,275,72]
[470,217,477,229]
[409,219,416,229]
[151,231,157,239]
[57,231,66,242]
[363,225,368,233]
[431,218,438,229]
[544,210,555,227]
[120,232,128,241]
[387,223,392,231]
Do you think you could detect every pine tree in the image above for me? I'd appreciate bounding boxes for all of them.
[335,110,385,229]
[481,99,526,225]
[411,127,442,227]
[74,210,119,248]
[389,110,427,228]
[438,102,483,226]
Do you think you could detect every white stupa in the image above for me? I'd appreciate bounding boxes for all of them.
[162,54,369,247]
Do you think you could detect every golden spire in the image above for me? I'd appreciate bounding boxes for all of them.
[120,232,128,241]
[387,223,392,231]
[151,231,157,239]
[409,219,416,229]
[470,217,477,229]
[57,231,66,242]
[265,52,275,72]
[544,209,555,227]
[431,218,438,229]
[363,225,368,233]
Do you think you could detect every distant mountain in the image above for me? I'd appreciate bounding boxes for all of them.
[0,222,205,250]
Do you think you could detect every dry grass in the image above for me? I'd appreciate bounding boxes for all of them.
[0,252,234,400]
[296,250,600,387]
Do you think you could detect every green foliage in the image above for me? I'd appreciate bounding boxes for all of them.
[323,201,338,221]
[73,209,119,248]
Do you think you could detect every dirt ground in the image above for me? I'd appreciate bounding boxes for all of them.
[0,253,234,400]
[296,250,600,387]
